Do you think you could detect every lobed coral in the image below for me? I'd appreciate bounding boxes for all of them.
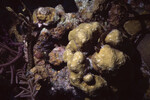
[63,22,129,96]
[105,29,123,46]
[67,22,102,50]
[63,22,107,95]
[92,45,127,71]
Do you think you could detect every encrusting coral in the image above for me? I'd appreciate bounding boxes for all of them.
[49,46,65,66]
[33,7,60,27]
[30,65,48,90]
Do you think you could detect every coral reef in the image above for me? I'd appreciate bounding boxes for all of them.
[0,0,150,100]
